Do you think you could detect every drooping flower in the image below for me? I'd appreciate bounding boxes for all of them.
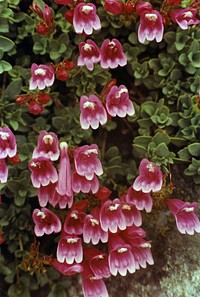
[0,159,8,183]
[63,210,85,235]
[126,187,153,213]
[166,198,200,235]
[133,158,163,193]
[80,94,107,130]
[84,247,110,278]
[72,171,99,194]
[121,201,142,227]
[37,182,56,207]
[104,0,124,15]
[0,127,17,159]
[50,189,74,209]
[100,38,127,69]
[100,198,126,233]
[32,207,62,236]
[32,130,60,161]
[73,3,101,35]
[57,235,83,264]
[78,39,101,71]
[29,63,55,90]
[28,157,58,188]
[73,144,103,180]
[138,10,164,43]
[170,8,200,30]
[106,85,135,117]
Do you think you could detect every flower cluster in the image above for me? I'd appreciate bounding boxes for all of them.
[31,2,55,35]
[0,127,18,183]
[78,38,127,70]
[16,92,51,115]
[80,83,135,130]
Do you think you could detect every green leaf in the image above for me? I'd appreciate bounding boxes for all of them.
[155,143,169,157]
[133,136,152,147]
[187,143,200,157]
[5,79,22,99]
[0,60,12,73]
[152,131,170,145]
[105,146,119,159]
[0,36,14,52]
[178,147,190,160]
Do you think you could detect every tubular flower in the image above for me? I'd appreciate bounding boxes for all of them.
[133,158,163,193]
[83,213,108,245]
[106,85,135,117]
[32,130,60,161]
[57,235,83,264]
[166,198,200,235]
[104,0,124,15]
[89,253,110,278]
[63,210,85,235]
[126,187,153,213]
[73,144,103,180]
[0,159,8,183]
[0,127,17,159]
[28,157,58,188]
[37,182,56,207]
[78,39,101,71]
[138,10,164,43]
[80,94,107,130]
[72,171,99,194]
[121,201,142,227]
[100,198,126,233]
[170,8,200,30]
[100,38,127,69]
[32,208,62,237]
[29,63,55,90]
[73,3,101,35]
[50,189,74,209]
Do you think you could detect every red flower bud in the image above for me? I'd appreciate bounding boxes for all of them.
[165,0,181,6]
[37,93,51,104]
[36,22,49,35]
[43,4,53,26]
[125,0,135,13]
[7,153,21,164]
[71,199,89,212]
[64,60,76,70]
[95,186,112,201]
[31,2,43,18]
[54,0,73,5]
[29,101,44,115]
[64,9,74,24]
[56,68,70,81]
[104,0,124,15]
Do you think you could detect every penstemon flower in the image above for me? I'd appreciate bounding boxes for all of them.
[73,3,101,35]
[104,0,124,15]
[0,127,17,159]
[29,63,55,90]
[170,8,200,30]
[77,39,101,71]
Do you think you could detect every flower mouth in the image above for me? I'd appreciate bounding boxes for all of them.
[43,135,54,145]
[83,101,95,110]
[109,203,120,211]
[83,43,92,51]
[117,247,128,253]
[183,207,194,212]
[84,148,98,155]
[145,13,158,22]
[0,132,10,140]
[115,88,128,98]
[81,5,93,14]
[146,163,155,172]
[34,68,46,76]
[36,211,46,219]
[183,11,193,18]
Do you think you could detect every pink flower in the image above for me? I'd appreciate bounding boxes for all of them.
[90,252,110,278]
[52,259,83,275]
[121,201,142,227]
[56,142,73,197]
[73,3,101,35]
[83,213,108,244]
[50,189,74,209]
[126,187,153,213]
[77,39,101,71]
[72,171,99,194]
[0,127,17,159]
[100,38,127,69]
[57,235,83,264]
[138,10,164,43]
[29,63,55,90]
[37,182,56,207]
[73,144,103,180]
[32,130,60,161]
[170,8,200,30]
[166,198,200,235]
[104,0,124,15]
[80,94,107,130]
[108,234,135,276]
[100,198,126,233]
[106,85,135,117]
[133,158,163,193]
[0,159,8,183]
[63,210,85,235]
[135,2,152,15]
[28,157,58,188]
[32,207,61,236]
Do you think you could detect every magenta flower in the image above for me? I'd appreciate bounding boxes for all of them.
[57,235,83,264]
[131,239,154,269]
[104,0,124,15]
[28,157,58,188]
[80,94,107,130]
[89,252,110,278]
[29,63,55,90]
[138,10,164,43]
[32,207,62,237]
[83,214,108,245]
[37,182,56,207]
[50,189,74,209]
[100,38,127,69]
[100,198,126,233]
[32,130,60,161]
[73,144,103,180]
[133,158,163,193]
[63,210,85,235]
[135,2,152,15]
[73,3,101,35]
[166,198,200,235]
[0,159,8,183]
[170,8,200,30]
[126,187,153,213]
[56,142,73,198]
[108,234,135,276]
[72,171,99,194]
[52,259,83,275]
[106,85,135,117]
[121,201,142,227]
[77,39,101,71]
[0,127,17,159]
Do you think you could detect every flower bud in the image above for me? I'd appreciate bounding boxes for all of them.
[29,101,44,115]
